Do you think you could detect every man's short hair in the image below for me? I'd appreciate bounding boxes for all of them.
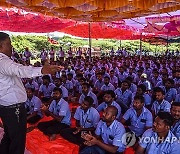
[122,80,131,88]
[154,87,165,95]
[42,75,50,81]
[137,84,146,92]
[165,78,174,85]
[171,102,180,108]
[134,95,144,103]
[82,82,90,88]
[0,32,9,43]
[53,87,62,94]
[104,76,110,80]
[104,90,116,98]
[84,96,94,106]
[157,112,174,127]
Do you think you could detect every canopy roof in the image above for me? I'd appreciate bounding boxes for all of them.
[0,6,179,39]
[1,0,180,22]
[0,7,74,33]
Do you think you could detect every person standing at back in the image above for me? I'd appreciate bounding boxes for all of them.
[0,32,63,154]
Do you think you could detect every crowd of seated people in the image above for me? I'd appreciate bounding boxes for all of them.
[4,47,180,153]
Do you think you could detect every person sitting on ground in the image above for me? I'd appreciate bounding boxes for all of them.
[151,87,171,117]
[138,73,152,92]
[161,78,177,103]
[37,87,71,141]
[170,102,180,138]
[25,87,42,124]
[54,77,68,101]
[38,75,56,105]
[79,82,98,107]
[60,96,100,146]
[80,106,126,154]
[121,95,153,137]
[136,112,180,154]
[61,74,74,95]
[126,76,137,94]
[132,84,152,108]
[25,78,39,95]
[109,70,118,88]
[96,90,121,119]
[94,72,104,92]
[114,80,132,113]
[101,76,115,92]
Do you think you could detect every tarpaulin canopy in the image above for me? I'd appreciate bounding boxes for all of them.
[1,0,180,22]
[60,21,155,40]
[144,15,180,37]
[0,7,74,33]
[0,7,179,39]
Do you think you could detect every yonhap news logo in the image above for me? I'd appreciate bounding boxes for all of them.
[122,132,180,147]
[122,132,136,147]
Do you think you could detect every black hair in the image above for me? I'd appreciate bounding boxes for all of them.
[104,76,110,80]
[0,32,9,43]
[42,75,50,81]
[82,82,90,88]
[126,76,133,82]
[137,84,146,92]
[157,112,174,127]
[122,80,131,88]
[171,102,180,108]
[104,90,116,98]
[53,87,62,94]
[26,87,35,93]
[67,73,73,77]
[165,78,174,85]
[96,72,102,75]
[84,96,94,106]
[61,75,67,79]
[55,77,62,82]
[134,95,144,103]
[155,87,165,95]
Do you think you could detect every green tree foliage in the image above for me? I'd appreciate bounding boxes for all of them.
[11,35,179,55]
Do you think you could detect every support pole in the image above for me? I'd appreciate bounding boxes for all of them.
[88,22,92,61]
[119,40,121,49]
[140,33,142,60]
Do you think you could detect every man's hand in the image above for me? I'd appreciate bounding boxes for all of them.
[41,104,50,116]
[73,127,82,134]
[41,60,64,75]
[81,131,93,141]
[84,136,98,146]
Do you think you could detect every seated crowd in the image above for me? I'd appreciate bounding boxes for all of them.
[4,47,180,154]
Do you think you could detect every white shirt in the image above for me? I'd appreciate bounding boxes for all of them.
[0,53,42,106]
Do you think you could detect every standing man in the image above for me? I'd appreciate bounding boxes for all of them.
[23,47,32,64]
[0,32,63,154]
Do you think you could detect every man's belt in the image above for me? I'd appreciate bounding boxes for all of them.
[0,103,24,109]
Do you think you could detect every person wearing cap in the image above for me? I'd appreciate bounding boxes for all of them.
[0,32,63,154]
[138,73,152,92]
